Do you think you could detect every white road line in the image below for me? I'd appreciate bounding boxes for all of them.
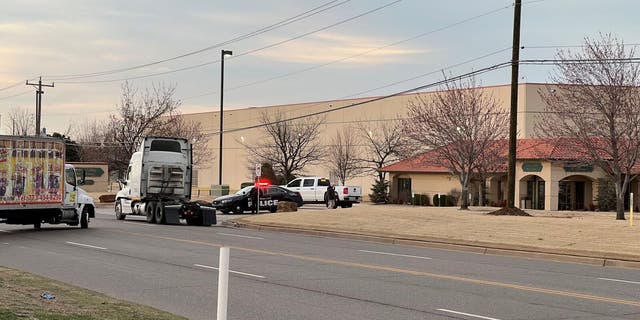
[217,232,264,240]
[0,230,9,233]
[598,277,640,285]
[194,264,265,279]
[65,241,107,250]
[358,249,432,260]
[437,308,502,320]
[122,221,155,227]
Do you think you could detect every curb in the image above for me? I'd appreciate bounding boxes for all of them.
[223,220,640,269]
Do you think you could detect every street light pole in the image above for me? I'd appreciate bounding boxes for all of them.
[219,50,232,185]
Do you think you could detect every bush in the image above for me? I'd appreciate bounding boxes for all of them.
[596,178,616,211]
[448,189,461,206]
[432,194,447,206]
[420,194,430,206]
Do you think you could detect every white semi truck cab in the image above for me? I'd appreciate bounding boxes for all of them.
[115,137,216,226]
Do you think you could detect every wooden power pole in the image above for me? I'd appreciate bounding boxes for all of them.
[26,77,54,136]
[507,0,522,208]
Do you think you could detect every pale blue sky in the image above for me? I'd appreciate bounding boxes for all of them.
[1,0,639,135]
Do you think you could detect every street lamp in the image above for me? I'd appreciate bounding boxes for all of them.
[219,49,232,185]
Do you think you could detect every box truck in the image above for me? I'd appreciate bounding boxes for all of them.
[0,136,95,229]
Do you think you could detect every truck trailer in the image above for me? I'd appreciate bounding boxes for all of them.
[115,137,216,226]
[0,135,95,229]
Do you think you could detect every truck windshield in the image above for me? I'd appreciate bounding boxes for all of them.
[150,140,182,153]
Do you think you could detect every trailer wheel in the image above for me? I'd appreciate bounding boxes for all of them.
[115,200,126,220]
[154,203,166,224]
[146,202,156,223]
[33,220,41,229]
[80,208,89,229]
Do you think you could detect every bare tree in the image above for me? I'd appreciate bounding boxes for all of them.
[73,119,110,163]
[536,34,640,220]
[158,115,212,168]
[105,81,210,175]
[4,107,34,136]
[242,111,325,182]
[356,117,409,182]
[325,127,364,185]
[405,76,509,210]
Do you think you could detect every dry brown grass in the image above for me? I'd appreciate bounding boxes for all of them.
[238,204,640,259]
[0,266,185,320]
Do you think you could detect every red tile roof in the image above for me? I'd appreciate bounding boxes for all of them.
[380,138,610,173]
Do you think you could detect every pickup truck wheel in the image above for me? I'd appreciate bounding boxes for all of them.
[80,208,89,229]
[115,200,126,220]
[346,202,353,208]
[154,203,166,224]
[233,204,244,214]
[146,202,156,223]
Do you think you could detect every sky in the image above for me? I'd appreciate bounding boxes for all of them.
[1,0,640,136]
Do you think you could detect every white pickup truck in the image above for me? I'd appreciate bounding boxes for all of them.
[283,177,361,208]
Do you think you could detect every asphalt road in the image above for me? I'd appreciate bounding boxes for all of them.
[0,207,639,320]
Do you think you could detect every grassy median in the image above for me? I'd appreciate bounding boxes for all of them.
[0,266,186,320]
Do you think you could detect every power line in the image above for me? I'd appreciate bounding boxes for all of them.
[0,90,32,101]
[180,4,514,101]
[213,61,512,136]
[45,0,351,81]
[220,46,511,128]
[56,0,403,84]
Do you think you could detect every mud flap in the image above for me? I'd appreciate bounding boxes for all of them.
[200,207,216,226]
[163,205,182,225]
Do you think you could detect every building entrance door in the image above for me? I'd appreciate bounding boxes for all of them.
[397,178,411,204]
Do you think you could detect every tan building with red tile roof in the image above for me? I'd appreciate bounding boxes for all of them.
[184,83,636,210]
[381,139,639,211]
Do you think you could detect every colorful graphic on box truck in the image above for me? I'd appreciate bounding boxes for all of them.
[0,138,64,204]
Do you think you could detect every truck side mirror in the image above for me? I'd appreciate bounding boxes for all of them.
[77,170,86,185]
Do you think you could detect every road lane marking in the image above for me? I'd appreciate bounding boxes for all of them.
[194,264,265,278]
[598,277,640,285]
[123,222,156,227]
[110,229,640,307]
[358,249,432,260]
[437,309,501,320]
[0,230,10,233]
[217,232,264,240]
[65,241,107,250]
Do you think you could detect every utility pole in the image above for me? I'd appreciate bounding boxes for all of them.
[507,0,522,208]
[26,77,54,136]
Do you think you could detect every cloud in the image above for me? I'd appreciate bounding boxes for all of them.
[252,32,427,65]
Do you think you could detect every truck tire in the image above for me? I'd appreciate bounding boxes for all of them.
[115,200,126,220]
[146,202,156,223]
[80,208,89,229]
[154,203,166,224]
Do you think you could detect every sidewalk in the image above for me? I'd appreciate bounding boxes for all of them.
[226,204,640,268]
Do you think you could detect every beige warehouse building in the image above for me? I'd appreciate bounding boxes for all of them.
[184,83,555,199]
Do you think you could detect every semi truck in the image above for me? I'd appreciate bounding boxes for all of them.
[0,135,95,229]
[114,137,216,226]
